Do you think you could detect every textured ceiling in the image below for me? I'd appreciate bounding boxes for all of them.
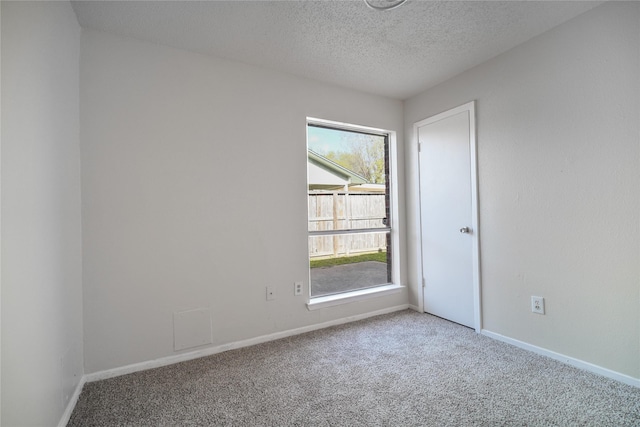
[71,0,602,100]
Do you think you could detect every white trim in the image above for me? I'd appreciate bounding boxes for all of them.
[307,117,389,136]
[413,101,482,332]
[482,329,640,389]
[57,376,86,427]
[408,304,420,312]
[84,304,409,383]
[468,102,481,332]
[307,284,404,311]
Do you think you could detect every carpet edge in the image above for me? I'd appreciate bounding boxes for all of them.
[482,329,640,388]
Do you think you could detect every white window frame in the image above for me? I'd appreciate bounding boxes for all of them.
[306,118,402,310]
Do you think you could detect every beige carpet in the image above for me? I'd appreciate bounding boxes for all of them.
[69,310,640,426]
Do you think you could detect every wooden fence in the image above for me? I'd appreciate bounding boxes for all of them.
[308,192,387,258]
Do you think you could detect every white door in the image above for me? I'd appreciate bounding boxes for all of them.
[417,102,479,329]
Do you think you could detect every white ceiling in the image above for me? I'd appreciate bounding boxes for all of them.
[71,0,602,100]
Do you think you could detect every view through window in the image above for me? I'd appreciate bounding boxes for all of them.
[307,122,392,298]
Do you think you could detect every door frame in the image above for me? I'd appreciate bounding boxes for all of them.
[414,101,482,332]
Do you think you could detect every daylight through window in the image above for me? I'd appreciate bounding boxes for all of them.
[307,121,392,298]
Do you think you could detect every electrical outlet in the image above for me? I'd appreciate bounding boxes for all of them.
[266,286,275,301]
[294,281,303,296]
[531,296,545,314]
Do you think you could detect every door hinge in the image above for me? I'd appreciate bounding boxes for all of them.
[422,278,426,288]
[418,141,422,152]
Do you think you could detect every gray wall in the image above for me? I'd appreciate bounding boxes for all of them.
[1,2,84,425]
[80,30,407,373]
[405,2,640,379]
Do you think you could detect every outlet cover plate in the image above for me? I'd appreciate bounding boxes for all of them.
[531,296,545,314]
[294,281,303,296]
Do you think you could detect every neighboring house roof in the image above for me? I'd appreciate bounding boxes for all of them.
[348,183,385,193]
[308,149,368,191]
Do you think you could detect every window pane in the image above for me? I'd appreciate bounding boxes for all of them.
[309,232,391,297]
[307,126,386,187]
[307,126,389,231]
[307,122,393,298]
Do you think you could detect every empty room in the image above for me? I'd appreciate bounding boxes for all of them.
[1,0,639,426]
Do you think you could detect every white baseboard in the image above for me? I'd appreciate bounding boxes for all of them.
[58,375,86,427]
[481,329,640,389]
[85,304,410,383]
[408,304,420,312]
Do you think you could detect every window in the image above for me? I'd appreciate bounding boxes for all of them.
[307,120,394,299]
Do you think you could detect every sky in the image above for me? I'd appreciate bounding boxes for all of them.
[306,126,346,155]
[307,125,384,155]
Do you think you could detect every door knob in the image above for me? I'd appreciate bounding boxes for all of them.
[459,227,470,234]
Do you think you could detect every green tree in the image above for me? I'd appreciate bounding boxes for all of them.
[325,135,385,184]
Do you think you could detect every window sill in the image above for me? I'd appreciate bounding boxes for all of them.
[306,284,404,311]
